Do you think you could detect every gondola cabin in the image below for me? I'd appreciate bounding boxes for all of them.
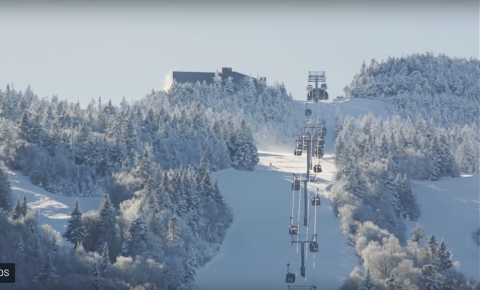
[321,90,329,100]
[315,149,324,158]
[320,128,327,137]
[309,242,319,252]
[307,91,314,101]
[313,164,322,173]
[317,138,325,146]
[294,148,302,156]
[292,180,300,191]
[311,195,321,206]
[305,108,312,116]
[289,225,298,235]
[286,273,295,283]
[320,83,327,90]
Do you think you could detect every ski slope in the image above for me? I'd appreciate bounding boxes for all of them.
[406,175,480,281]
[195,98,392,290]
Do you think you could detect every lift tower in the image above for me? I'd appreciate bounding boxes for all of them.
[290,234,318,278]
[307,71,326,102]
[300,118,323,227]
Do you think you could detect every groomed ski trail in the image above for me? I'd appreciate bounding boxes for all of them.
[195,98,391,290]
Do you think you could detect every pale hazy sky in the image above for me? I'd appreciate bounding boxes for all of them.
[1,1,478,107]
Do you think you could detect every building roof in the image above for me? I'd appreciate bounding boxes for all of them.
[171,68,263,86]
[171,71,217,85]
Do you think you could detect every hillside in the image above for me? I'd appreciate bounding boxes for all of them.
[406,175,479,281]
[195,98,391,289]
[335,53,480,290]
[346,52,480,127]
[0,77,295,197]
[5,97,389,290]
[0,76,296,290]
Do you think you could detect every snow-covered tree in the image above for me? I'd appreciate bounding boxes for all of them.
[437,241,453,272]
[100,242,111,274]
[0,165,12,211]
[228,119,259,171]
[411,223,425,244]
[34,254,58,284]
[11,196,23,220]
[92,263,101,290]
[62,199,85,247]
[360,269,376,290]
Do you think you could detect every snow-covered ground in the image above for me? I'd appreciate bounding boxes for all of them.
[8,96,478,288]
[407,175,480,281]
[195,98,392,290]
[8,170,103,248]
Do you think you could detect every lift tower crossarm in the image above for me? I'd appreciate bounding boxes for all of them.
[307,71,326,82]
[290,234,317,244]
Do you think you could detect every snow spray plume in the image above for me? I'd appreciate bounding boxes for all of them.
[163,72,173,92]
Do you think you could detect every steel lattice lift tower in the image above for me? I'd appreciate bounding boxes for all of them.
[306,71,328,102]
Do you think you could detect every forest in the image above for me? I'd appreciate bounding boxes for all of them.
[0,75,297,289]
[336,53,480,290]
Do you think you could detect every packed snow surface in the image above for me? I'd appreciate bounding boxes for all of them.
[195,98,392,290]
[407,175,480,281]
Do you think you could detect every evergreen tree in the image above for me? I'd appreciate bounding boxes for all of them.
[165,215,184,253]
[411,223,425,244]
[420,264,441,290]
[229,119,259,171]
[0,165,12,211]
[428,137,442,180]
[12,235,26,265]
[392,173,405,218]
[100,242,111,274]
[378,134,390,159]
[388,212,400,236]
[74,241,86,256]
[35,254,58,284]
[125,217,148,257]
[95,194,117,259]
[197,151,209,184]
[399,173,419,221]
[92,263,101,290]
[21,193,28,217]
[11,196,23,220]
[426,235,439,260]
[63,199,85,248]
[438,241,453,271]
[335,107,343,137]
[200,169,214,200]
